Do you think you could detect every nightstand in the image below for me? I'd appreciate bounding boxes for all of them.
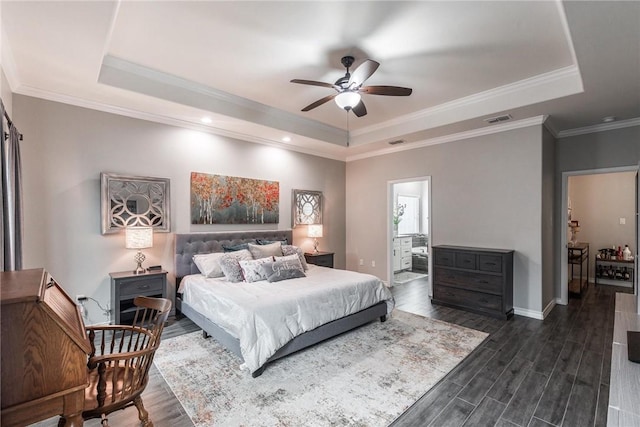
[304,251,335,268]
[110,270,168,324]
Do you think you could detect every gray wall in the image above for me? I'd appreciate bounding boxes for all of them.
[14,95,346,324]
[346,125,546,314]
[542,126,557,312]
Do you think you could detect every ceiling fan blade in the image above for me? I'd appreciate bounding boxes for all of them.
[351,100,367,117]
[360,86,413,96]
[291,79,337,89]
[348,59,380,87]
[301,93,337,112]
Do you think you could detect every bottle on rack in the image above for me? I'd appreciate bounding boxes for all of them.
[623,268,630,281]
[623,245,632,261]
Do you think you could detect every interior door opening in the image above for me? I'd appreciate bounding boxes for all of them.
[388,177,432,293]
[561,167,638,304]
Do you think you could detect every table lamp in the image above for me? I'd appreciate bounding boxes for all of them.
[308,224,323,254]
[125,227,153,274]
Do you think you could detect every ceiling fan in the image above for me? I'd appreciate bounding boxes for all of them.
[291,55,412,117]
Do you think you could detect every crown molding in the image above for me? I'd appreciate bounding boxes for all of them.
[14,84,347,161]
[99,55,348,146]
[557,117,640,138]
[346,115,547,162]
[351,65,582,144]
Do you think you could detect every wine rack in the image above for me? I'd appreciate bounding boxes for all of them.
[595,258,634,288]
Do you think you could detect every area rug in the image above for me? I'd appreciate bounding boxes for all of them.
[153,310,487,427]
[393,271,428,285]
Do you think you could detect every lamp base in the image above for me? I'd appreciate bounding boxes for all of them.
[313,238,319,254]
[133,250,146,275]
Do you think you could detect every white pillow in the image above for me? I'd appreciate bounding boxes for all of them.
[193,252,225,278]
[239,257,274,283]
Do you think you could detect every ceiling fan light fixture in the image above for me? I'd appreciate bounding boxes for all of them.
[335,91,361,110]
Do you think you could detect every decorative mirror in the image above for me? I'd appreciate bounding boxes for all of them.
[101,173,171,234]
[292,189,322,227]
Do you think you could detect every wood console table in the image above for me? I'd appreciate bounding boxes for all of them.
[568,242,589,298]
[1,269,91,426]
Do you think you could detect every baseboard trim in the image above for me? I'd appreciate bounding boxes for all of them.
[513,306,544,320]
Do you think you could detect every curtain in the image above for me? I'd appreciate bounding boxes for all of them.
[1,100,24,271]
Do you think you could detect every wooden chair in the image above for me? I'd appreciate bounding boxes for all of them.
[59,296,171,427]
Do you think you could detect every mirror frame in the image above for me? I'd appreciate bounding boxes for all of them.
[101,172,171,234]
[292,189,323,227]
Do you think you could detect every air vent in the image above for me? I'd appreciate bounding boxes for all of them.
[388,139,405,145]
[483,114,512,124]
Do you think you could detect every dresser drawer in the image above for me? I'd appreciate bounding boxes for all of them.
[479,254,502,273]
[433,285,502,312]
[119,277,164,297]
[434,250,455,267]
[455,252,477,270]
[434,268,503,294]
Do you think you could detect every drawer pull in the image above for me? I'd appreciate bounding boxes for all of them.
[485,262,497,266]
[138,284,150,290]
[478,280,489,284]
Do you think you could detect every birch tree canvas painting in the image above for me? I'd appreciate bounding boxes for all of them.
[190,172,279,224]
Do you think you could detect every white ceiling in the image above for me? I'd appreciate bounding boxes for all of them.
[2,1,639,161]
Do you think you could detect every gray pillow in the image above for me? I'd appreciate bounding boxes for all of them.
[239,257,273,283]
[222,242,251,252]
[256,238,288,246]
[219,249,253,282]
[261,258,306,283]
[248,242,283,259]
[282,245,308,271]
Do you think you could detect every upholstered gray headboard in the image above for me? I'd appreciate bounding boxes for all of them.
[174,230,293,280]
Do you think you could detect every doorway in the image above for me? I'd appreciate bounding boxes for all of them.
[388,177,432,293]
[560,166,638,305]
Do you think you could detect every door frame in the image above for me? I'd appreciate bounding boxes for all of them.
[387,176,432,294]
[560,165,639,305]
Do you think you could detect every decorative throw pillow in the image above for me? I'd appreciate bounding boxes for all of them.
[222,242,251,252]
[256,238,288,246]
[219,249,253,282]
[192,252,225,278]
[239,257,273,283]
[261,258,306,283]
[248,242,283,259]
[282,245,308,271]
[274,254,300,264]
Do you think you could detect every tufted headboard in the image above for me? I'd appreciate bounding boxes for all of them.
[174,230,293,282]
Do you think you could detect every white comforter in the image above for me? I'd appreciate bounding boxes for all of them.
[179,265,394,374]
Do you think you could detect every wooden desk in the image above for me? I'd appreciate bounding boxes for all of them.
[1,268,91,427]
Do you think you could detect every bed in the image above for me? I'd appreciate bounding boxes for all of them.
[174,230,394,377]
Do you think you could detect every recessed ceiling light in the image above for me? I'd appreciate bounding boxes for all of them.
[282,136,291,142]
[201,117,212,124]
[602,116,616,123]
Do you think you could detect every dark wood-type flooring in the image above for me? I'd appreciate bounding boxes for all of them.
[32,278,629,427]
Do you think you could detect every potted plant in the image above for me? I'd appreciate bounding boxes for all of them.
[393,203,405,236]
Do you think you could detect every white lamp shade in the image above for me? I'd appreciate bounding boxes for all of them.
[334,91,361,110]
[308,224,323,238]
[125,227,153,249]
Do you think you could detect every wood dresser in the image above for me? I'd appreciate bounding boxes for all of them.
[432,245,514,319]
[1,268,91,427]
